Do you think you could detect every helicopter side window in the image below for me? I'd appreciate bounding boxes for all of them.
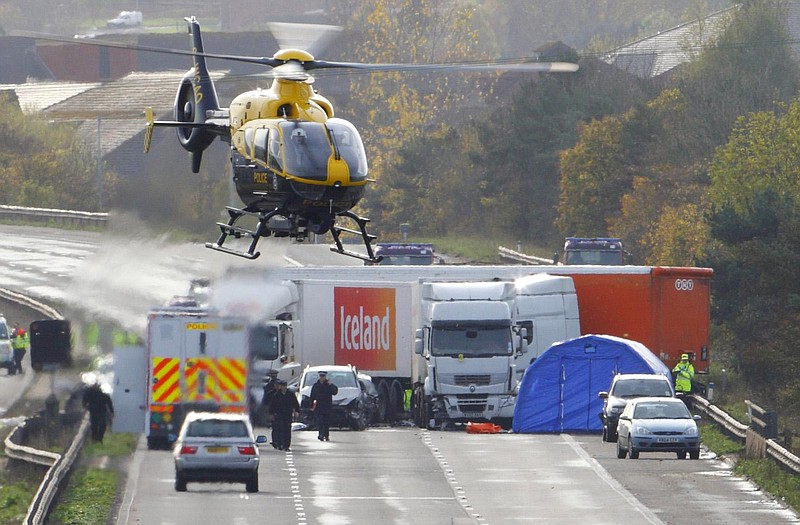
[254,128,268,162]
[244,127,255,157]
[268,131,282,171]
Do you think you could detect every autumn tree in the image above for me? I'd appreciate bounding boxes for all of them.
[330,0,491,233]
[704,99,800,402]
[0,93,114,211]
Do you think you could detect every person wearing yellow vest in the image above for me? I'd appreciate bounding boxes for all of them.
[11,322,29,375]
[672,353,695,395]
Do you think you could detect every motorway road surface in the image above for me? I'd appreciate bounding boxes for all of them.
[115,426,800,525]
[0,225,798,524]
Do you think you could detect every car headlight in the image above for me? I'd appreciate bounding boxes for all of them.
[684,425,698,436]
[634,425,652,435]
[609,406,624,414]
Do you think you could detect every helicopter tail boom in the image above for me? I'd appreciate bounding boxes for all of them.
[143,16,225,173]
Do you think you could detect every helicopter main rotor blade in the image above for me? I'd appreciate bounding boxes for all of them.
[307,59,579,74]
[13,30,285,68]
[14,31,578,74]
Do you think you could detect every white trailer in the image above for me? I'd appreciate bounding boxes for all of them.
[290,279,418,422]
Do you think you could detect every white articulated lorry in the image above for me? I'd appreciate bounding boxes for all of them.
[213,267,581,428]
[413,281,528,429]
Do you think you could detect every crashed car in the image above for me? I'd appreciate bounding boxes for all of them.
[296,365,371,431]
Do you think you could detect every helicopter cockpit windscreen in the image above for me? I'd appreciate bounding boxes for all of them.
[281,122,331,181]
[327,118,368,182]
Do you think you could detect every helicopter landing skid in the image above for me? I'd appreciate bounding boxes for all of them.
[205,207,279,260]
[329,211,383,264]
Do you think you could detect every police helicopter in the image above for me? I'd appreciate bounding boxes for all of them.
[29,17,579,262]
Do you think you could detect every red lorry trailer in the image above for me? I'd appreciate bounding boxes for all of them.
[556,266,712,372]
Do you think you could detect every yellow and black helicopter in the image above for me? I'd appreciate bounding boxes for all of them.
[32,17,579,262]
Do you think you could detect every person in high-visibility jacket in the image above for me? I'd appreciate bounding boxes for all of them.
[11,323,29,375]
[113,329,140,347]
[672,353,695,394]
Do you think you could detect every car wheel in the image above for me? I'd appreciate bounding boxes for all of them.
[689,448,700,460]
[349,405,367,431]
[616,438,627,459]
[245,473,259,493]
[175,472,187,492]
[628,437,639,459]
[677,451,687,459]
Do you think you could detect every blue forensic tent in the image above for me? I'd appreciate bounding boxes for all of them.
[512,334,671,433]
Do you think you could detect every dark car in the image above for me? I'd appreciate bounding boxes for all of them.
[598,373,674,442]
[616,397,701,459]
[357,372,382,424]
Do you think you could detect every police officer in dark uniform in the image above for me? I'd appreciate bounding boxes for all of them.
[310,371,338,441]
[269,379,300,451]
[261,371,280,448]
[82,382,114,442]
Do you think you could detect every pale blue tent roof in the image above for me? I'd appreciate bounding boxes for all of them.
[513,334,671,433]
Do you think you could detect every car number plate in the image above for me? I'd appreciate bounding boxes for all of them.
[206,446,230,453]
[463,412,483,418]
[657,437,679,443]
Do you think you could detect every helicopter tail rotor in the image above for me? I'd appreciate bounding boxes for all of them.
[166,16,223,172]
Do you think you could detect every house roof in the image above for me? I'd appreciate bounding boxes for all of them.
[38,70,228,157]
[603,6,738,78]
[42,70,195,119]
[0,81,100,112]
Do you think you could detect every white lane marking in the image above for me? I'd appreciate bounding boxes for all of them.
[116,435,146,525]
[421,430,486,524]
[285,450,306,524]
[561,434,665,525]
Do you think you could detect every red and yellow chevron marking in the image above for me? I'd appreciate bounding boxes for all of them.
[184,357,247,404]
[151,357,180,403]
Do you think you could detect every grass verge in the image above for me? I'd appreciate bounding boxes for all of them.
[47,432,138,525]
[736,458,800,512]
[701,421,800,515]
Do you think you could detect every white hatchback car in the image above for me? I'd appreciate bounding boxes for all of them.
[173,412,267,493]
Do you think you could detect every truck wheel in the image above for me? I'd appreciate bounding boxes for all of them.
[377,381,390,422]
[388,380,404,422]
[413,387,426,428]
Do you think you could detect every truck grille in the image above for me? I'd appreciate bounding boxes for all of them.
[456,394,488,413]
[453,374,491,386]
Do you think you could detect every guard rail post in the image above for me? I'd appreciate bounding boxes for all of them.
[745,399,778,439]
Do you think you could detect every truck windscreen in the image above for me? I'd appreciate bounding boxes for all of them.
[565,250,624,265]
[430,326,512,357]
[249,324,280,361]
